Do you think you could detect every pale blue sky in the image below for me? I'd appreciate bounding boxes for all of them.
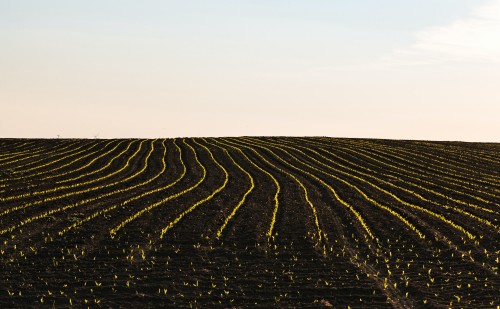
[1,1,499,141]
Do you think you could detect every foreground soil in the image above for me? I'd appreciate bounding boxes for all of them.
[0,137,498,308]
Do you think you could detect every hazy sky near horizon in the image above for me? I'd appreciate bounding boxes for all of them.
[1,0,499,141]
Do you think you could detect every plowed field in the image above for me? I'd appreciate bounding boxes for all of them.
[0,137,498,308]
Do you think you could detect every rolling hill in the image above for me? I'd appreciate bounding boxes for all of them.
[0,137,498,308]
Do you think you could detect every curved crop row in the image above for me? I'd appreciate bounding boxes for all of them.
[0,137,497,308]
[0,140,137,202]
[158,139,230,239]
[202,139,255,239]
[109,139,208,237]
[0,140,104,186]
[209,138,281,241]
[0,140,148,221]
[0,140,77,168]
[6,140,95,176]
[413,140,500,167]
[284,138,498,225]
[329,138,500,194]
[228,138,420,307]
[256,138,497,271]
[0,140,157,236]
[267,138,478,240]
[306,138,499,205]
[57,139,174,236]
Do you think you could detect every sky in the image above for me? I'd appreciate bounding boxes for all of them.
[1,0,499,142]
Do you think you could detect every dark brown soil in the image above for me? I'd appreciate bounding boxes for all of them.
[0,137,498,308]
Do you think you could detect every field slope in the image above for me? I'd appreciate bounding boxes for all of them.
[0,137,498,308]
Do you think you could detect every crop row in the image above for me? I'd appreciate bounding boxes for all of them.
[0,137,498,307]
